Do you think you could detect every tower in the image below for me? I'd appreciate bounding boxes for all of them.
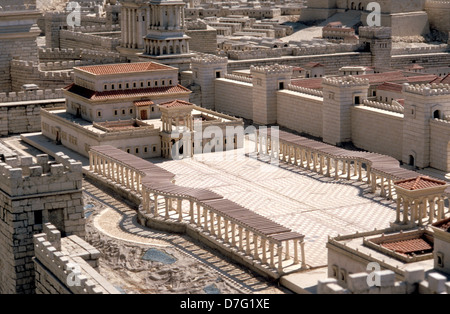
[0,3,40,92]
[250,64,292,125]
[402,83,450,169]
[139,0,195,71]
[0,153,84,294]
[190,54,228,110]
[322,76,369,146]
[118,0,149,52]
[358,26,392,73]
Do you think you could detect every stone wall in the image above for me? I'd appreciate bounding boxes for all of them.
[430,119,450,172]
[351,105,404,160]
[277,88,324,138]
[59,30,121,52]
[318,268,450,294]
[186,27,218,55]
[0,37,38,93]
[426,0,450,35]
[0,94,65,136]
[33,223,120,294]
[215,78,253,120]
[391,52,450,70]
[0,153,84,294]
[227,52,372,74]
[10,60,73,92]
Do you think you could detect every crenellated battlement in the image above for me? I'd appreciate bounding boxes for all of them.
[359,26,392,39]
[403,83,450,96]
[285,84,324,97]
[0,89,64,103]
[33,223,120,294]
[0,152,82,198]
[191,54,228,65]
[362,99,405,114]
[223,73,253,84]
[72,24,120,33]
[322,76,370,88]
[250,63,292,75]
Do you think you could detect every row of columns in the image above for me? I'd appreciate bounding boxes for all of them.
[396,195,447,226]
[89,151,142,194]
[141,187,306,273]
[262,139,368,183]
[121,6,146,49]
[144,38,189,56]
[149,4,184,31]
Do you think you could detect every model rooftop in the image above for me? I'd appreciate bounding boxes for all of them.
[75,62,176,76]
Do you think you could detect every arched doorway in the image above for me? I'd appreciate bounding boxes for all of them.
[433,109,441,119]
[409,155,415,167]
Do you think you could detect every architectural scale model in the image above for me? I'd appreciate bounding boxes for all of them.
[1,0,450,295]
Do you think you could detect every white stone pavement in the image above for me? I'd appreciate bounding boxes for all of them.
[152,150,398,268]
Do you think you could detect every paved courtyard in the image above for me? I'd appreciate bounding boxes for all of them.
[152,150,398,268]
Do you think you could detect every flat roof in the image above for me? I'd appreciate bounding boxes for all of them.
[75,62,175,76]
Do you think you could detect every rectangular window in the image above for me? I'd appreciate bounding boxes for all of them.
[130,109,133,115]
[114,110,118,116]
[34,210,43,225]
[97,111,102,117]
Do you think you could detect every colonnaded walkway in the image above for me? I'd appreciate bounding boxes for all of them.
[150,150,398,268]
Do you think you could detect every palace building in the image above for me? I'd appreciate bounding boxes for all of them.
[40,61,244,160]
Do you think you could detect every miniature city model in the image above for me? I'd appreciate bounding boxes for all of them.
[1,0,450,295]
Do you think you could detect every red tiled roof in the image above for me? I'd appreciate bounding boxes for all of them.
[290,78,323,90]
[395,176,447,191]
[377,82,403,92]
[134,100,154,107]
[381,238,433,256]
[158,99,195,109]
[75,62,174,75]
[430,74,450,85]
[406,75,438,84]
[355,71,406,84]
[64,83,191,101]
[304,62,325,68]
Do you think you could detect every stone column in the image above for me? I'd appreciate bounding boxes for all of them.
[245,230,251,255]
[429,198,435,224]
[164,197,169,219]
[89,152,93,171]
[277,246,283,273]
[178,199,182,222]
[189,200,194,224]
[154,194,159,216]
[395,197,401,223]
[197,203,201,227]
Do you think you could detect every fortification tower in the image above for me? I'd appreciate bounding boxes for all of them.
[250,64,292,125]
[322,76,369,146]
[402,83,450,169]
[190,54,228,110]
[0,153,85,294]
[0,1,40,92]
[359,26,392,73]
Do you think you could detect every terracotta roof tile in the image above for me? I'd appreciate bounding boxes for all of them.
[290,78,323,89]
[395,176,447,190]
[376,82,403,92]
[75,62,174,75]
[158,99,195,108]
[64,84,191,101]
[381,238,433,255]
[134,100,154,107]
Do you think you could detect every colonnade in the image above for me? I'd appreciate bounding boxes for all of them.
[121,6,146,49]
[141,186,306,274]
[144,38,189,56]
[89,151,142,194]
[259,132,450,225]
[395,195,447,226]
[89,147,306,276]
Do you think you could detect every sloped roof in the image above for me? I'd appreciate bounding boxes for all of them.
[75,62,174,75]
[395,176,447,191]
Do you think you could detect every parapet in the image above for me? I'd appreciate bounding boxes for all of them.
[250,63,293,75]
[0,4,38,12]
[403,83,450,96]
[0,89,64,103]
[318,269,450,294]
[0,152,82,198]
[33,223,120,294]
[359,26,392,39]
[191,54,228,65]
[322,76,370,88]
